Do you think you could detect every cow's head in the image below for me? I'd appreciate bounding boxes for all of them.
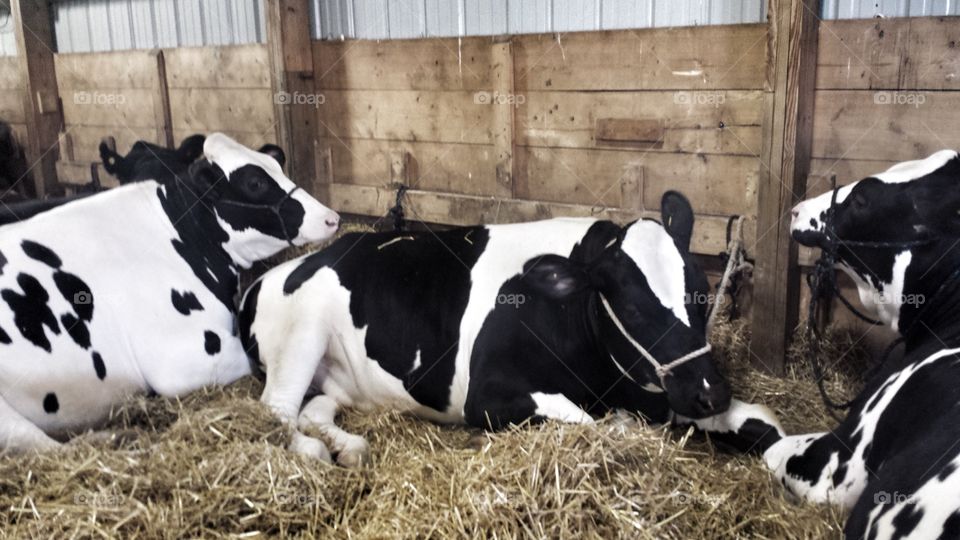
[187,133,340,266]
[791,150,960,332]
[522,192,731,419]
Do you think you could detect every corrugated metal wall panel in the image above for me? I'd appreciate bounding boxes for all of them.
[50,0,266,54]
[310,0,769,40]
[822,0,960,18]
[24,0,959,56]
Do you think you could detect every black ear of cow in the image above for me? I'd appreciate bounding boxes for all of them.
[521,254,589,301]
[177,134,206,162]
[661,190,695,253]
[187,158,225,191]
[257,144,286,169]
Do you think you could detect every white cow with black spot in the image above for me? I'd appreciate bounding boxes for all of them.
[690,150,960,540]
[0,133,340,453]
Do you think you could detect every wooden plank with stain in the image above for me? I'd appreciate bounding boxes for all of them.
[55,51,159,89]
[169,88,275,135]
[328,183,755,256]
[521,146,759,215]
[317,89,492,145]
[514,24,768,91]
[164,44,272,89]
[313,37,492,91]
[812,89,960,162]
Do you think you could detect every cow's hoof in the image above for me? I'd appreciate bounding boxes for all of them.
[290,432,332,463]
[336,437,370,468]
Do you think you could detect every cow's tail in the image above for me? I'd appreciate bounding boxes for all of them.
[238,278,267,381]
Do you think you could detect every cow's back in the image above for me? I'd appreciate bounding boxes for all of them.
[244,218,598,421]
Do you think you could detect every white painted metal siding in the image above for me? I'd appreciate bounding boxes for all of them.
[4,0,955,57]
[310,0,769,40]
[822,0,959,19]
[51,0,266,54]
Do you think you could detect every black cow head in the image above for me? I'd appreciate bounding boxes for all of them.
[522,192,731,419]
[791,150,960,332]
[183,133,340,266]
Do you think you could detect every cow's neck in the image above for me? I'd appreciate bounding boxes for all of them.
[899,244,960,355]
[154,181,240,312]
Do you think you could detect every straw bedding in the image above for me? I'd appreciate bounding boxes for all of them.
[0,224,866,539]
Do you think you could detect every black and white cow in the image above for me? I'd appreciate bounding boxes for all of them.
[0,133,340,453]
[239,192,733,465]
[0,134,211,227]
[691,150,960,539]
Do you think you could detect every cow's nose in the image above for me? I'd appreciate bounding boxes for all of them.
[325,214,340,229]
[791,209,799,219]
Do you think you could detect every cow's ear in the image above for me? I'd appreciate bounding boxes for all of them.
[521,255,589,300]
[661,190,694,253]
[177,134,206,162]
[257,144,286,169]
[187,158,226,191]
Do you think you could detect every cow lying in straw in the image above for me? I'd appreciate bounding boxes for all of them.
[690,150,960,540]
[236,191,781,466]
[0,133,340,453]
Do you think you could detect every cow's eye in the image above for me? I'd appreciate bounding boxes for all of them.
[244,177,267,197]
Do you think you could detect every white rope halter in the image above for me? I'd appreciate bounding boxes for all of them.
[599,293,712,383]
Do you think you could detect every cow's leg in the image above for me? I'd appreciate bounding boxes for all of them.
[298,394,369,468]
[676,399,785,455]
[0,394,60,454]
[259,333,331,462]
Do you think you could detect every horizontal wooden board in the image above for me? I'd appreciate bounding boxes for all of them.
[169,88,275,135]
[165,44,272,89]
[61,88,158,129]
[328,183,755,256]
[520,146,759,215]
[317,89,492,145]
[514,24,767,91]
[0,90,24,124]
[172,129,277,152]
[322,137,500,197]
[55,51,159,89]
[0,56,20,90]
[314,37,492,91]
[519,90,763,154]
[816,17,960,90]
[812,89,960,162]
[61,125,159,163]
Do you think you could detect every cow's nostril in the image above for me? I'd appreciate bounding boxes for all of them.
[791,210,799,218]
[325,216,340,228]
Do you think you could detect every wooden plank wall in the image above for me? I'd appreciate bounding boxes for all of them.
[801,16,959,333]
[314,24,768,256]
[0,55,27,142]
[54,43,276,181]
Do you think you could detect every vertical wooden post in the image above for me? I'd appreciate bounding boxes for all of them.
[11,0,61,197]
[749,0,821,374]
[266,0,317,189]
[491,38,515,200]
[151,49,174,148]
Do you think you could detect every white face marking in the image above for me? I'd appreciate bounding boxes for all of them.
[790,150,958,235]
[202,133,340,263]
[620,220,690,326]
[702,378,710,391]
